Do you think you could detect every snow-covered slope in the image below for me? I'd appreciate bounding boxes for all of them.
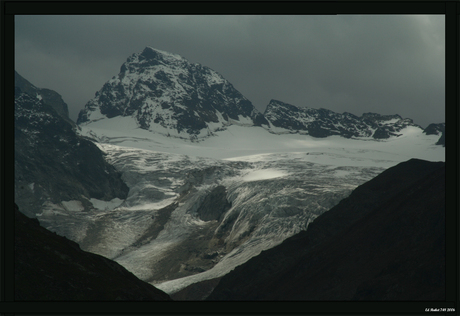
[38,140,384,292]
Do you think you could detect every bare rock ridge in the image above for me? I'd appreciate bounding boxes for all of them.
[196,185,232,222]
[264,99,425,139]
[15,203,172,300]
[206,158,445,300]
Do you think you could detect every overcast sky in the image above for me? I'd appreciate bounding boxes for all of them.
[15,15,444,128]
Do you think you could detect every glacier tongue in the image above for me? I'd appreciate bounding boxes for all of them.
[54,142,384,294]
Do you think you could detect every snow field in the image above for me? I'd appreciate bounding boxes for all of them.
[78,117,444,163]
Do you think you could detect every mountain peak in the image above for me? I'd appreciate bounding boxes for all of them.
[140,46,186,63]
[78,47,267,138]
[119,46,187,74]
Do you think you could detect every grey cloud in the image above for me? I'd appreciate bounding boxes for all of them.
[15,15,444,128]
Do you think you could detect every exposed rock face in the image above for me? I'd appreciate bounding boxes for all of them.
[424,123,445,147]
[206,159,445,300]
[15,204,172,301]
[264,99,422,139]
[14,77,129,218]
[196,185,232,221]
[77,46,268,138]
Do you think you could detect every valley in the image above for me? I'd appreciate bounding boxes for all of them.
[14,46,445,300]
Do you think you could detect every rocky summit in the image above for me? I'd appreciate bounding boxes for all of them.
[77,46,268,139]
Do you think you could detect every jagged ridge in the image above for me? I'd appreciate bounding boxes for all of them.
[15,71,75,128]
[264,99,422,139]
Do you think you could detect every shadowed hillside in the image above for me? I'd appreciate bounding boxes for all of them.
[15,204,172,301]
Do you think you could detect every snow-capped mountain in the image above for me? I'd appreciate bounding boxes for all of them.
[77,46,268,139]
[76,46,444,146]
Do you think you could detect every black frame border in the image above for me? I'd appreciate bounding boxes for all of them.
[1,1,458,315]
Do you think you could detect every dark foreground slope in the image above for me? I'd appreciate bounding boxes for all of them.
[15,204,172,301]
[207,158,445,300]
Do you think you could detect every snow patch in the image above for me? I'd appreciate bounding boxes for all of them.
[241,169,288,182]
[61,200,85,212]
[89,198,124,211]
